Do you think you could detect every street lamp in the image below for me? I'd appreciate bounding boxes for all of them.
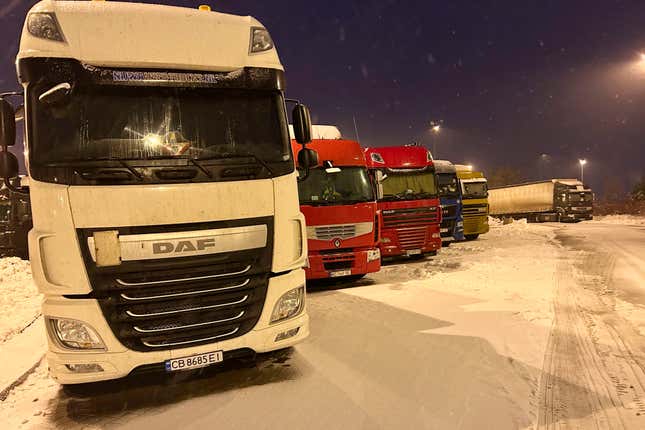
[430,121,442,158]
[579,159,587,183]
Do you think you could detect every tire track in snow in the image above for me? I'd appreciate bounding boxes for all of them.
[538,227,645,429]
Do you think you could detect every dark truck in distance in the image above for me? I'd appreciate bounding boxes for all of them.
[489,179,593,223]
[0,179,32,259]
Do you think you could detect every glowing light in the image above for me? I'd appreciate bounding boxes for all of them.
[640,53,645,62]
[579,159,587,166]
[432,125,441,133]
[143,133,162,148]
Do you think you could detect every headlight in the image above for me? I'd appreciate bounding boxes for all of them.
[367,249,380,262]
[47,318,105,350]
[457,221,464,227]
[270,287,305,324]
[380,237,391,243]
[249,27,274,53]
[27,13,66,42]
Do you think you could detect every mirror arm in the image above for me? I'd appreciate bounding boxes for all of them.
[4,176,28,195]
[297,167,310,183]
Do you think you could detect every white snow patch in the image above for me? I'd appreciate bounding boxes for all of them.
[0,258,41,343]
[592,214,645,226]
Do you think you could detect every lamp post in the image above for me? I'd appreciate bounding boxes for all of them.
[579,159,587,183]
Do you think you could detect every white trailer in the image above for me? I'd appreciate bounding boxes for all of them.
[489,179,593,222]
[0,0,318,384]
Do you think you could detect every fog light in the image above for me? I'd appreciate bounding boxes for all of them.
[47,318,106,350]
[381,237,391,243]
[270,287,305,324]
[367,248,380,262]
[65,363,104,373]
[275,327,300,342]
[431,233,441,238]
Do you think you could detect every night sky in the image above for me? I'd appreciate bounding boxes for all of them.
[1,0,644,195]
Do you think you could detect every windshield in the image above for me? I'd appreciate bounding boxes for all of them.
[569,192,593,203]
[381,170,438,201]
[437,173,460,197]
[462,181,488,199]
[298,167,374,205]
[29,85,290,166]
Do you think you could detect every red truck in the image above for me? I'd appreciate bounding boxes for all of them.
[292,136,381,280]
[364,145,442,258]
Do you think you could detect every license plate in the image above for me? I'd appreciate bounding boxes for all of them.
[165,350,223,372]
[440,228,449,233]
[330,269,352,277]
[406,249,422,256]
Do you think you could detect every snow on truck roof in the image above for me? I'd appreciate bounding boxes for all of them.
[18,1,282,72]
[288,125,342,140]
[433,160,457,174]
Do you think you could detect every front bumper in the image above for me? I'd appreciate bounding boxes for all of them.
[43,269,309,384]
[440,218,464,243]
[462,216,489,236]
[305,248,381,280]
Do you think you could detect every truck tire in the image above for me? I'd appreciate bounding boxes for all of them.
[465,234,479,241]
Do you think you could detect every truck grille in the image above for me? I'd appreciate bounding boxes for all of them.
[441,204,457,219]
[462,203,488,218]
[77,218,273,352]
[314,224,356,240]
[382,207,439,229]
[395,227,427,250]
[322,252,355,271]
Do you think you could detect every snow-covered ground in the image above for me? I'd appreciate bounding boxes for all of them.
[592,214,645,225]
[0,258,40,343]
[0,220,563,429]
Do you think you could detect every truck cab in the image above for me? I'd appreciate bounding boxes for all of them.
[0,0,317,384]
[292,126,380,280]
[455,165,490,241]
[433,160,464,245]
[364,146,442,258]
[554,180,594,222]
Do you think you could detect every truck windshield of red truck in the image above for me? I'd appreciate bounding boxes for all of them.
[297,166,374,205]
[380,169,438,201]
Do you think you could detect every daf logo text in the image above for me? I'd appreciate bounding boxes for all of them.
[153,238,217,254]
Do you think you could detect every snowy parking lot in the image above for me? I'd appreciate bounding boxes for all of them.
[1,217,645,429]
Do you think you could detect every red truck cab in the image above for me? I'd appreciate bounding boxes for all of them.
[364,145,442,258]
[292,136,381,280]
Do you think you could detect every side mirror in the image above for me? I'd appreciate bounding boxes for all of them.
[0,150,19,179]
[0,98,16,147]
[292,103,312,144]
[297,148,318,169]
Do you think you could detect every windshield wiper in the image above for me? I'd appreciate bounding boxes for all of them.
[116,160,143,181]
[187,158,213,179]
[196,152,274,175]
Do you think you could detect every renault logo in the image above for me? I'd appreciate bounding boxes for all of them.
[333,238,342,248]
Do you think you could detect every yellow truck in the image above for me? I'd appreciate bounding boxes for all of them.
[455,165,489,240]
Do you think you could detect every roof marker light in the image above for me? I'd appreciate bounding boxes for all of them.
[370,153,385,164]
[199,5,212,11]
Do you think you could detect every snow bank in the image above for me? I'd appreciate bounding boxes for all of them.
[0,258,40,343]
[592,214,645,226]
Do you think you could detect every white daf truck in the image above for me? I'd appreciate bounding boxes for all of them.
[0,0,318,384]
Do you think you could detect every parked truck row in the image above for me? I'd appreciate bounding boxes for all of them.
[0,1,590,387]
